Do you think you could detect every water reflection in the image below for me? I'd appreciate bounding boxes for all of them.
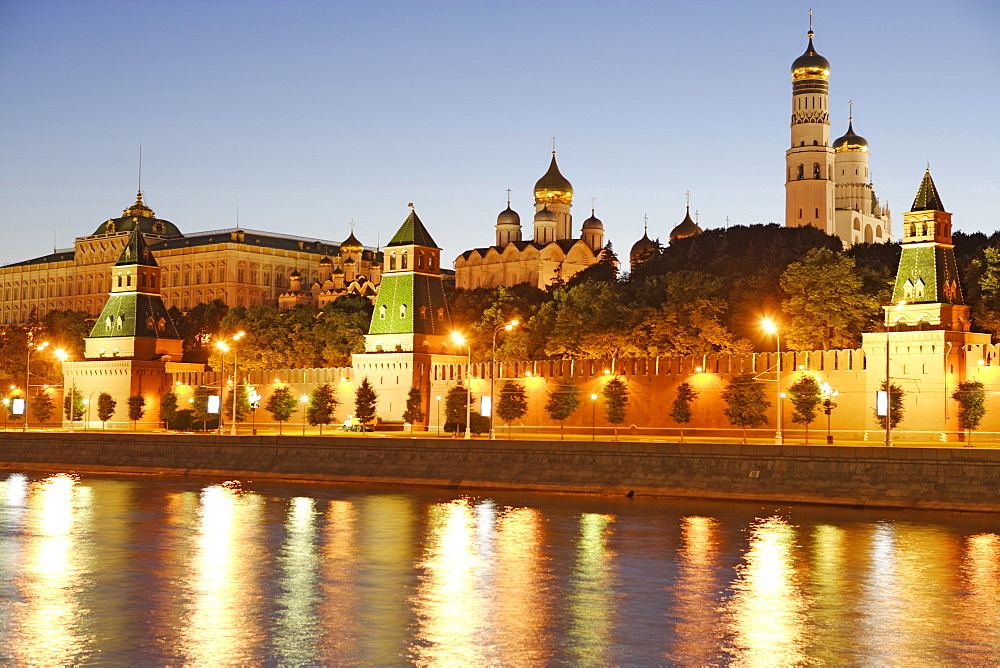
[724,515,808,665]
[317,499,360,661]
[179,482,265,664]
[495,507,553,664]
[962,533,1000,651]
[669,516,722,663]
[568,512,616,665]
[275,496,319,663]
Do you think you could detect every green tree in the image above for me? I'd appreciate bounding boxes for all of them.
[641,273,752,356]
[127,393,146,430]
[545,382,581,440]
[97,392,117,429]
[306,382,339,435]
[159,390,179,429]
[401,386,426,432]
[722,374,771,443]
[224,381,251,422]
[544,283,643,359]
[31,391,55,424]
[445,383,473,436]
[787,375,822,443]
[874,379,905,431]
[780,248,880,350]
[952,380,987,446]
[601,377,629,441]
[189,387,216,432]
[354,377,378,431]
[669,381,698,442]
[265,385,298,435]
[496,380,528,439]
[63,388,84,422]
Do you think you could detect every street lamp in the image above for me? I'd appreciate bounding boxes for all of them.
[451,332,472,440]
[215,331,245,436]
[820,381,839,445]
[489,319,519,440]
[84,391,98,431]
[590,393,598,441]
[761,318,783,445]
[23,340,49,432]
[54,349,76,432]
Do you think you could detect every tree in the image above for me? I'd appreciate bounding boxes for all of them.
[669,382,698,442]
[265,385,298,435]
[602,377,629,441]
[780,248,880,350]
[63,388,84,422]
[354,377,378,431]
[97,392,117,429]
[189,387,216,432]
[127,393,146,431]
[223,381,252,424]
[787,375,822,444]
[874,379,904,431]
[31,391,54,424]
[159,390,179,429]
[952,380,987,446]
[401,386,426,432]
[496,380,528,439]
[306,382,339,435]
[545,382,581,440]
[445,383,473,436]
[722,374,771,443]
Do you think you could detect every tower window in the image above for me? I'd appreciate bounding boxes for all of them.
[813,163,820,179]
[813,140,818,146]
[797,164,804,180]
[437,308,444,320]
[799,208,803,219]
[389,253,396,270]
[419,306,427,319]
[379,305,387,320]
[399,304,407,318]
[815,208,819,218]
[401,252,408,269]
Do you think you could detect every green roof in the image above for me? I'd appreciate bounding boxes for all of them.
[892,245,964,305]
[387,210,438,248]
[368,273,452,336]
[89,293,181,339]
[911,170,945,212]
[116,229,159,267]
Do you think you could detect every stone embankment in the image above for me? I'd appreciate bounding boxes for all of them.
[2,432,998,513]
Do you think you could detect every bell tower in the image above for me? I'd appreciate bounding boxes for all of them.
[785,23,835,235]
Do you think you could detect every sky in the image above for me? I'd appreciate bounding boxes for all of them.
[1,0,998,269]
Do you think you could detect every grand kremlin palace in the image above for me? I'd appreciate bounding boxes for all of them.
[0,192,384,325]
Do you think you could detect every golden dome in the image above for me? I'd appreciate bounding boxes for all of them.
[791,32,830,81]
[123,190,156,218]
[669,207,703,244]
[833,120,869,152]
[533,152,573,206]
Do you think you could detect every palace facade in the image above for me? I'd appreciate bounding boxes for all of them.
[0,191,383,325]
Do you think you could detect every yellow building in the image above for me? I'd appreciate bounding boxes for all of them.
[454,153,603,290]
[0,191,383,325]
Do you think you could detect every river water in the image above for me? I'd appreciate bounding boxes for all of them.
[0,470,998,665]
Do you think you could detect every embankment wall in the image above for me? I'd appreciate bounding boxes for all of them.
[2,432,999,513]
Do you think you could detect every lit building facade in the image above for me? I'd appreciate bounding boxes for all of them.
[0,191,383,325]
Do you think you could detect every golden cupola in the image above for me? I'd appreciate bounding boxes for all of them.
[791,30,830,81]
[123,190,156,218]
[533,152,573,206]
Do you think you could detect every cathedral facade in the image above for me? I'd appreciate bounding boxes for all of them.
[785,28,892,245]
[0,192,383,325]
[454,153,603,290]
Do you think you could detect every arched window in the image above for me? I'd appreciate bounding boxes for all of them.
[106,316,113,330]
[436,308,444,320]
[417,252,423,269]
[813,163,821,179]
[876,225,882,238]
[419,306,427,319]
[399,304,407,318]
[379,305,387,320]
[813,140,818,146]
[389,253,396,270]
[797,164,804,180]
[401,252,408,269]
[853,217,861,231]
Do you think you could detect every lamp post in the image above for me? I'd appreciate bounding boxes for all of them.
[590,393,598,441]
[54,349,75,432]
[762,319,782,445]
[23,340,49,432]
[489,320,519,440]
[215,331,245,436]
[821,381,838,445]
[451,332,472,440]
[84,391,98,431]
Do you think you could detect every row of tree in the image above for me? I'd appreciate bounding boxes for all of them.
[17,389,147,429]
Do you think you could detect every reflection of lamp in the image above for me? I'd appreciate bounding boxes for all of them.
[820,381,839,445]
[451,332,472,440]
[761,319,782,445]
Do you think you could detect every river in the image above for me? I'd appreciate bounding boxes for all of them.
[1,470,998,664]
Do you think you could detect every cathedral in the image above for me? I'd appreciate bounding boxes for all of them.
[785,26,892,244]
[454,152,604,290]
[0,191,384,325]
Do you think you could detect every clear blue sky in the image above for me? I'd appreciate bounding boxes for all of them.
[1,0,998,268]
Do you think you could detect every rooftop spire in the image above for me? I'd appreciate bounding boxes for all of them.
[911,169,946,212]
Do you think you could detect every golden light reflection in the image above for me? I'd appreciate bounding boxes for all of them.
[568,512,616,665]
[668,516,721,663]
[960,533,1000,647]
[724,515,808,665]
[806,523,851,660]
[495,506,554,664]
[179,482,265,664]
[10,474,92,664]
[275,496,319,663]
[317,500,360,660]
[411,499,497,665]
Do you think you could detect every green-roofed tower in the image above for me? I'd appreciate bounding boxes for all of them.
[353,208,464,427]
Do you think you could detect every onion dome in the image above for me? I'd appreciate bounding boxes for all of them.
[344,258,357,266]
[497,205,520,226]
[630,233,658,260]
[289,269,302,279]
[669,207,703,244]
[833,120,869,152]
[91,191,181,237]
[333,267,345,276]
[534,205,557,223]
[582,210,603,230]
[533,152,573,205]
[341,230,363,252]
[791,31,830,80]
[319,256,334,267]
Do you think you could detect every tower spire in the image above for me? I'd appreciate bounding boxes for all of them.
[808,8,814,35]
[138,143,142,195]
